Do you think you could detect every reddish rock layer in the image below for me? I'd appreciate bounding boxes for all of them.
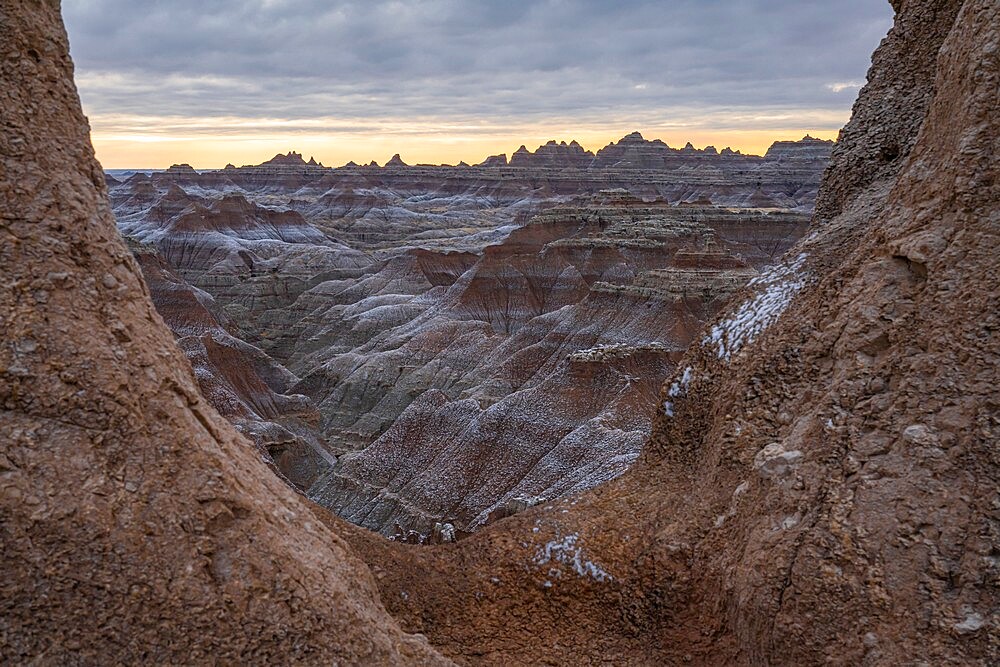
[130,241,332,489]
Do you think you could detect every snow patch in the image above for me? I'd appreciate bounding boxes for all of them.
[703,253,808,362]
[439,523,456,542]
[667,366,694,398]
[954,612,985,634]
[533,532,612,583]
[663,366,694,416]
[569,342,671,362]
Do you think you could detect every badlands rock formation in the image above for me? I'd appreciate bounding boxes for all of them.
[306,196,805,536]
[337,0,998,663]
[110,167,811,534]
[104,123,821,535]
[2,0,996,664]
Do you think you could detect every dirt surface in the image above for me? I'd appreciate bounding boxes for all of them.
[1,0,997,665]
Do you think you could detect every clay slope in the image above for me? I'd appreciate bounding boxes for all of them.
[336,0,998,664]
[128,240,334,489]
[111,152,809,540]
[304,196,806,537]
[0,3,443,664]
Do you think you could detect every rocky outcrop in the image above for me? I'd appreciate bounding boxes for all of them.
[509,139,594,169]
[0,4,444,663]
[261,150,310,166]
[385,153,408,167]
[164,162,198,175]
[763,134,835,161]
[813,0,963,221]
[118,192,333,272]
[477,153,508,167]
[593,130,673,168]
[310,342,676,535]
[340,1,998,664]
[120,131,831,218]
[641,3,999,661]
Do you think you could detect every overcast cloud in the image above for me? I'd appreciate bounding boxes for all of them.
[64,1,892,122]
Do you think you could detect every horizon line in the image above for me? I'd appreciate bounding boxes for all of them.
[93,128,840,171]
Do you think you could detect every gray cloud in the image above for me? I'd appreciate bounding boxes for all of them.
[64,0,893,127]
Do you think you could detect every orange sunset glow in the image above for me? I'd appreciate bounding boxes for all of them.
[89,118,846,169]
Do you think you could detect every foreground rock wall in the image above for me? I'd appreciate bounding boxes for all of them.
[814,0,963,221]
[645,1,998,659]
[0,3,443,663]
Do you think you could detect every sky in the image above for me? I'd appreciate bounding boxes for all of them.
[63,0,894,169]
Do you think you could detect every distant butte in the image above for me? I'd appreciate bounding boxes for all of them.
[385,153,408,167]
[261,150,307,166]
[241,133,830,173]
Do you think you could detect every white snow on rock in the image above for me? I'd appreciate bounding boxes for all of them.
[568,342,671,362]
[668,366,694,398]
[754,441,804,479]
[440,522,456,542]
[533,532,613,583]
[953,612,985,635]
[703,252,808,362]
[663,365,694,416]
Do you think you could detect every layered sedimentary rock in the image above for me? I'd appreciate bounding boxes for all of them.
[128,240,333,488]
[299,194,809,535]
[7,1,995,664]
[111,136,818,538]
[112,131,831,218]
[106,131,817,539]
[108,151,811,535]
[509,139,595,168]
[117,190,336,273]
